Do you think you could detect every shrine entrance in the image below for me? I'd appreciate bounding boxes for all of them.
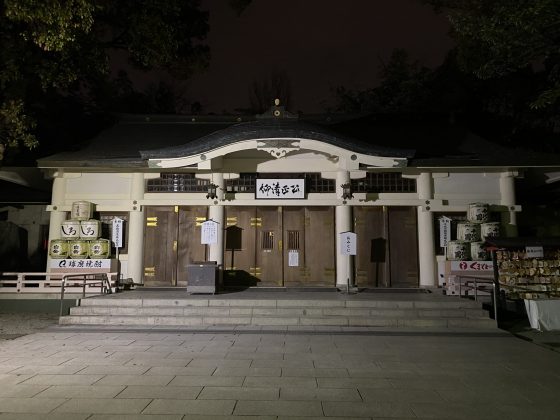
[142,205,336,287]
[142,205,418,288]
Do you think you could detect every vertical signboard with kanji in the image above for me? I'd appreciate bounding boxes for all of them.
[340,232,357,255]
[112,217,124,248]
[439,216,451,248]
[201,220,219,245]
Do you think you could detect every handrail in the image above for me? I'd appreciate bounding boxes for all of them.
[454,275,498,326]
[455,275,493,300]
[454,273,560,330]
[0,271,115,316]
[59,273,115,316]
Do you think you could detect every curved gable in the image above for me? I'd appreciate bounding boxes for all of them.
[141,119,412,170]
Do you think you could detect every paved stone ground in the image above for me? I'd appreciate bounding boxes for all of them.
[3,310,559,354]
[0,316,560,419]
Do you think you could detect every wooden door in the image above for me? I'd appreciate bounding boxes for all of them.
[176,206,208,286]
[256,207,283,286]
[283,207,305,286]
[220,205,336,288]
[388,207,419,288]
[223,206,258,286]
[354,207,389,287]
[143,206,178,286]
[305,207,335,286]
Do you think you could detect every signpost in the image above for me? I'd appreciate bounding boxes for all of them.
[339,231,357,293]
[201,220,220,268]
[112,218,123,248]
[340,232,357,256]
[439,216,452,247]
[439,216,452,260]
[201,220,219,245]
[111,217,124,291]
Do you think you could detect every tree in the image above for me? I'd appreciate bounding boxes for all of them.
[333,49,433,114]
[426,0,560,111]
[248,70,292,114]
[0,0,209,162]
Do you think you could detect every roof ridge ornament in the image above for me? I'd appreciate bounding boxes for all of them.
[256,99,298,120]
[257,139,301,158]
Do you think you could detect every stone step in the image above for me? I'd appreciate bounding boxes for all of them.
[69,305,490,319]
[59,314,497,329]
[63,294,495,329]
[77,297,484,310]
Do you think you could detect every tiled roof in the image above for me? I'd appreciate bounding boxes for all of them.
[140,118,413,160]
[37,113,560,169]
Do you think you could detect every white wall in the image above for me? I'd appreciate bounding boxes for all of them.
[65,173,132,202]
[433,172,501,204]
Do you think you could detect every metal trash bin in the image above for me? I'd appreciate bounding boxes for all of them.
[186,261,218,294]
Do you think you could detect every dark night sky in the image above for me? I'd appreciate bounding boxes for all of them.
[122,0,454,114]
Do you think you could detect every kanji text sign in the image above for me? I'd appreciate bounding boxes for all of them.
[112,218,123,248]
[256,179,305,199]
[50,259,112,269]
[201,220,219,244]
[340,232,357,255]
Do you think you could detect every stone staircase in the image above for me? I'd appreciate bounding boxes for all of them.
[59,292,497,329]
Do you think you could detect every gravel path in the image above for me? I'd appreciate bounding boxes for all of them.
[0,312,59,340]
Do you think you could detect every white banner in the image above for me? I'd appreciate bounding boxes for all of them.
[50,259,112,269]
[256,179,305,199]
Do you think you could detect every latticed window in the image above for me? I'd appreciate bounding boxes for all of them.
[351,172,416,193]
[147,172,414,194]
[146,174,210,192]
[225,173,335,194]
[226,173,257,193]
[261,231,275,250]
[287,230,300,250]
[306,173,335,193]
